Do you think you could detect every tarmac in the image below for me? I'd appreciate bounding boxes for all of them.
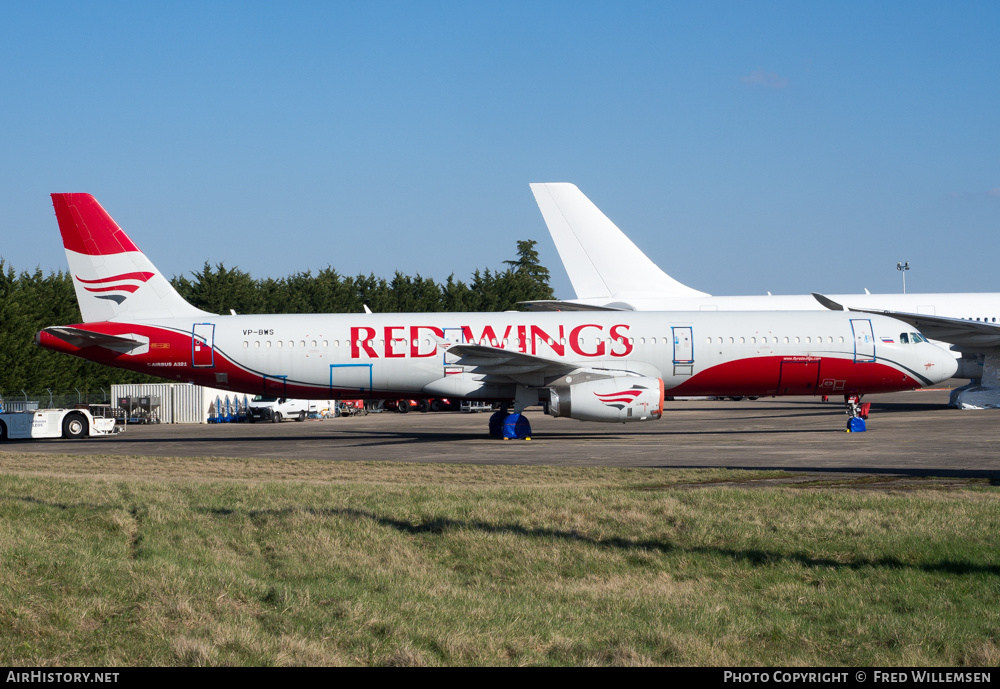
[4,382,998,480]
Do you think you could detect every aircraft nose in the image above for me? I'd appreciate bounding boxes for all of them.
[924,344,958,384]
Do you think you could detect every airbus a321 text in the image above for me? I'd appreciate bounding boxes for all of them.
[36,194,957,436]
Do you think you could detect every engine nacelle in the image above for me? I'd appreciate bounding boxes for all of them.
[547,377,664,423]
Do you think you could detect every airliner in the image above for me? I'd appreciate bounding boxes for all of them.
[34,193,957,436]
[527,183,1000,408]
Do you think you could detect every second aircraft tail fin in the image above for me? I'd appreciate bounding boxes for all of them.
[529,183,709,300]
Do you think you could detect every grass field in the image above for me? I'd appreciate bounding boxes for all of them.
[0,452,997,666]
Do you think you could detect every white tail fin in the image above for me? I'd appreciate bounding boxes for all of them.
[51,194,213,323]
[529,183,709,300]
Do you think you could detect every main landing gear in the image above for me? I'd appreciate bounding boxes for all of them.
[844,394,871,433]
[488,387,536,440]
[489,408,533,440]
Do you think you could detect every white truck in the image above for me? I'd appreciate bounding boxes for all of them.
[246,396,338,423]
[0,408,122,440]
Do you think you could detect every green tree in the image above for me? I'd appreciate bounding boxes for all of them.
[502,239,555,303]
[172,263,265,314]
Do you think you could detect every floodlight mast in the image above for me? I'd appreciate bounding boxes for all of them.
[897,261,910,293]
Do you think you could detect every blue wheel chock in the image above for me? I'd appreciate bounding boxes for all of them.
[502,413,532,440]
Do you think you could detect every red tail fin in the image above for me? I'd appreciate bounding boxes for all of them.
[51,193,211,323]
[52,194,141,256]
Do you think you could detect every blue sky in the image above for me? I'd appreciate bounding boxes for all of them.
[2,1,998,299]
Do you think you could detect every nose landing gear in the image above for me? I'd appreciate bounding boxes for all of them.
[845,394,870,432]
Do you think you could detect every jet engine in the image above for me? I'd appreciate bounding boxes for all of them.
[547,377,664,423]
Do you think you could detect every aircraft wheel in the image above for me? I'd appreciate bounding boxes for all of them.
[62,413,88,439]
[488,411,508,438]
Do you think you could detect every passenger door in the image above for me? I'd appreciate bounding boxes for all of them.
[850,319,876,363]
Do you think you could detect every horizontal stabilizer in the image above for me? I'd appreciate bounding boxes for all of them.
[811,293,845,311]
[40,326,147,352]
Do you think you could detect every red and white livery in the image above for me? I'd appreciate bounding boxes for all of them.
[37,194,958,435]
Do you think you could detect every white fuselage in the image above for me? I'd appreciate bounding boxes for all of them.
[40,310,958,402]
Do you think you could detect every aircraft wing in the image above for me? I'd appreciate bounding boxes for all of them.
[40,326,147,352]
[812,293,1000,351]
[444,342,661,385]
[445,343,579,378]
[519,300,629,312]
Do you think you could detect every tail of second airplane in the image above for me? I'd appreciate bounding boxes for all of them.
[51,193,213,323]
[529,183,709,300]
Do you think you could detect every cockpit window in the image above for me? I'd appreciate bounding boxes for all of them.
[911,332,927,343]
[899,333,909,344]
